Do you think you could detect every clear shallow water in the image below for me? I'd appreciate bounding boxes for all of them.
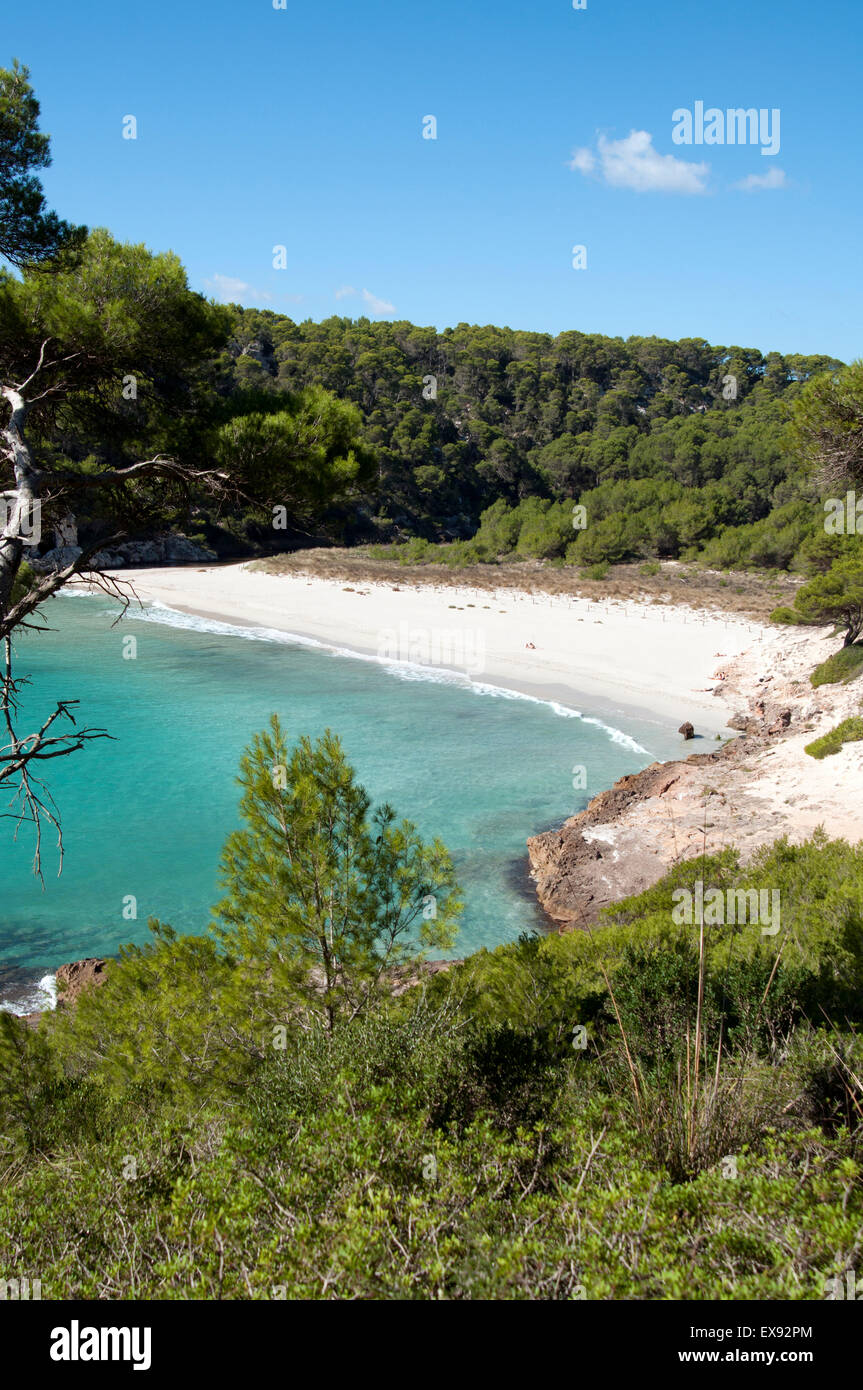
[0,593,683,1010]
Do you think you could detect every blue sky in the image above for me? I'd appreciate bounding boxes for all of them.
[11,0,862,360]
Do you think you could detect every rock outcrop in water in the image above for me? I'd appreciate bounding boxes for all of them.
[12,957,108,1028]
[527,746,745,929]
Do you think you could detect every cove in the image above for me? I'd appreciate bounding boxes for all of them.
[0,593,683,1010]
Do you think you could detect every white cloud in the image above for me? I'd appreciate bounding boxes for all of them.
[204,273,272,304]
[334,284,357,300]
[361,288,396,315]
[568,148,596,176]
[733,168,787,192]
[569,130,709,194]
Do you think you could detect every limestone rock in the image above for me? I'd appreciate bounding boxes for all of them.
[53,514,78,548]
[31,534,216,573]
[767,709,792,735]
[29,544,83,572]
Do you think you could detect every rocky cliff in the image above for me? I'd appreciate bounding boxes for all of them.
[14,957,108,1028]
[527,743,748,929]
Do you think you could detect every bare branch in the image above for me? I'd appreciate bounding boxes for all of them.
[15,339,51,394]
[47,455,235,493]
[1,636,113,880]
[0,533,131,641]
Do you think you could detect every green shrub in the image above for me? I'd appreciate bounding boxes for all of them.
[810,644,863,686]
[4,833,863,1299]
[805,715,863,758]
[770,605,804,626]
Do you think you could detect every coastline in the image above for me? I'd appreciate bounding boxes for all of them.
[529,622,863,928]
[7,561,862,1009]
[80,561,770,740]
[83,561,860,932]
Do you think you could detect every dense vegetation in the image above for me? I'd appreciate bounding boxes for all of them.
[19,290,847,571]
[221,309,847,570]
[808,641,863,687]
[3,59,859,594]
[805,715,863,759]
[2,796,862,1298]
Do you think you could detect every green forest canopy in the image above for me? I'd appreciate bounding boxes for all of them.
[214,308,846,572]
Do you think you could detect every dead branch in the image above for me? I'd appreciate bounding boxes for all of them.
[1,635,113,880]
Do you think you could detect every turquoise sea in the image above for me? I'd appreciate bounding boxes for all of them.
[0,592,684,1011]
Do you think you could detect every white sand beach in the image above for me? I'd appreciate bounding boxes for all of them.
[64,557,863,937]
[90,561,773,738]
[94,561,863,883]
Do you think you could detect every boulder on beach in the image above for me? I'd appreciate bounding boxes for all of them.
[678,721,695,740]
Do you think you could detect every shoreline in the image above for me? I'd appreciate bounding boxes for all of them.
[81,561,771,741]
[6,562,861,1006]
[90,562,859,933]
[529,622,863,928]
[8,558,742,1015]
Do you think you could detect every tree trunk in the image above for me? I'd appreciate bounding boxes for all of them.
[0,386,38,618]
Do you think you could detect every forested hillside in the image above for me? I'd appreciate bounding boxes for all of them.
[2,222,845,574]
[0,59,853,584]
[217,309,843,569]
[4,57,863,1312]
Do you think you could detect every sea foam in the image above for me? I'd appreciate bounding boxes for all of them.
[125,599,649,755]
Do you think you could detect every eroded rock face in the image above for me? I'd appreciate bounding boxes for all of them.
[527,749,742,930]
[29,543,83,572]
[55,957,108,1008]
[728,701,795,738]
[767,709,792,735]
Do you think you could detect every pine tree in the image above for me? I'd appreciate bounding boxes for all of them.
[786,548,863,646]
[214,716,462,1030]
[0,60,86,268]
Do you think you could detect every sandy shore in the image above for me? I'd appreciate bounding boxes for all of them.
[88,561,773,739]
[529,620,863,927]
[38,556,863,953]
